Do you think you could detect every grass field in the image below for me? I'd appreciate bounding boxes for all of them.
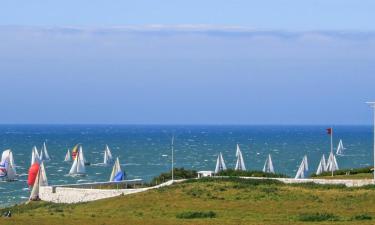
[317,173,373,180]
[1,178,375,225]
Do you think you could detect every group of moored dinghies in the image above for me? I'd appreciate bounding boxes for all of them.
[214,139,345,179]
[0,143,127,200]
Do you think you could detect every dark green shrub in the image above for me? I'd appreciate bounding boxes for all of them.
[176,211,216,219]
[352,214,372,220]
[311,166,373,177]
[217,169,289,178]
[298,213,340,221]
[149,168,197,186]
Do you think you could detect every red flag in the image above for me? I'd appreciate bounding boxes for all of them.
[326,128,332,135]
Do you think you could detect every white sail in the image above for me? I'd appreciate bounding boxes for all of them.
[39,142,51,161]
[77,146,86,174]
[214,152,227,174]
[295,155,308,179]
[69,155,79,175]
[39,161,48,186]
[31,146,40,166]
[1,150,17,180]
[316,154,327,175]
[103,145,114,165]
[336,139,345,155]
[29,161,47,200]
[69,146,86,175]
[109,157,122,181]
[326,152,339,172]
[64,149,71,162]
[29,168,40,201]
[263,154,275,174]
[234,144,246,171]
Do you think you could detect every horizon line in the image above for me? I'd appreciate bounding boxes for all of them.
[0,123,372,126]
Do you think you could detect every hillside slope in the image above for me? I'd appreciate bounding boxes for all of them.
[1,178,375,225]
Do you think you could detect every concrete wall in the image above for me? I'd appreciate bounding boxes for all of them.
[40,180,174,204]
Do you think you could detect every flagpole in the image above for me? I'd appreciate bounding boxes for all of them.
[331,127,333,177]
[366,102,375,181]
[171,136,174,182]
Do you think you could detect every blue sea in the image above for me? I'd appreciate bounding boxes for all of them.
[0,125,373,206]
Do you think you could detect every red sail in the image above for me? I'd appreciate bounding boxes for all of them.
[27,163,40,186]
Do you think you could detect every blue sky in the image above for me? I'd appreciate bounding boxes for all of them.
[0,1,374,124]
[1,0,375,30]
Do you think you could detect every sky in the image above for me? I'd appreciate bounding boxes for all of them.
[0,1,375,124]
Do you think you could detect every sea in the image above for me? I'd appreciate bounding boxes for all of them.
[0,125,373,207]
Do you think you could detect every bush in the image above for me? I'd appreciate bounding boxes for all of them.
[311,166,373,177]
[217,169,289,178]
[186,177,284,187]
[149,168,197,186]
[352,214,372,220]
[176,211,216,219]
[298,213,340,222]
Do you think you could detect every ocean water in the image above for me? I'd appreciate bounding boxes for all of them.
[0,125,373,206]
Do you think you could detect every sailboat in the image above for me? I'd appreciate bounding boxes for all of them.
[0,149,17,181]
[336,139,345,155]
[214,152,227,174]
[263,154,275,174]
[31,146,41,166]
[64,149,71,162]
[109,157,125,181]
[234,144,246,171]
[71,144,90,165]
[326,151,339,172]
[39,142,51,161]
[295,155,308,179]
[71,144,79,160]
[103,145,114,165]
[68,145,86,176]
[29,161,48,201]
[315,154,327,175]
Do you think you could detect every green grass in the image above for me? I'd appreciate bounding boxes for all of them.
[1,177,375,225]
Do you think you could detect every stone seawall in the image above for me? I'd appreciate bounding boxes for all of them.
[40,180,175,204]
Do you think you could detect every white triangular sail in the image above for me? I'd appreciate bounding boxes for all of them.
[31,146,40,166]
[103,145,114,165]
[336,139,345,155]
[29,160,49,201]
[326,151,339,172]
[69,145,86,175]
[109,157,122,181]
[29,168,40,201]
[295,155,308,179]
[0,150,17,181]
[316,154,327,175]
[214,152,227,174]
[64,149,71,162]
[234,144,246,171]
[39,142,51,161]
[263,154,275,174]
[39,161,48,186]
